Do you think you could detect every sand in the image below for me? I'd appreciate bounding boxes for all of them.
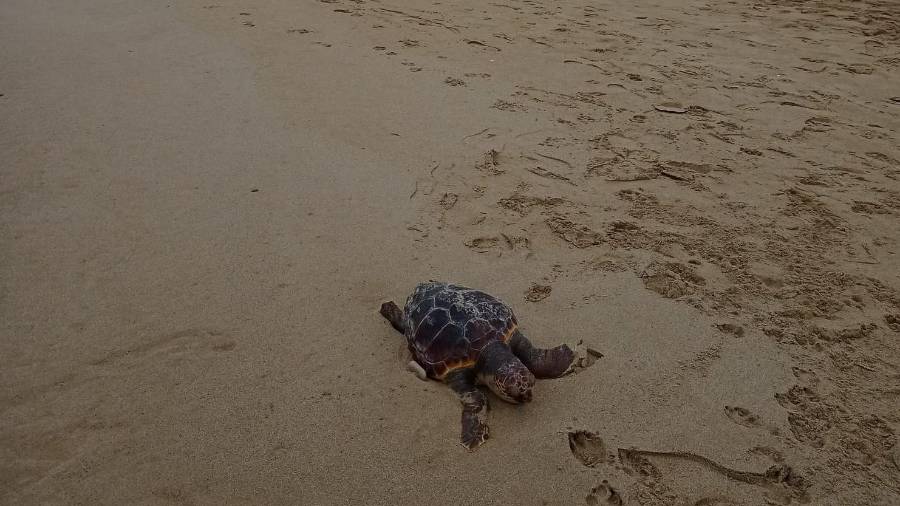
[2,0,899,504]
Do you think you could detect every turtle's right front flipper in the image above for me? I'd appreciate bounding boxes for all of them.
[446,369,489,450]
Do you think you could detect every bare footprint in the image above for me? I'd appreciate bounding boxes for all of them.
[724,405,761,429]
[476,148,502,175]
[884,314,900,332]
[525,283,552,302]
[585,480,623,505]
[749,446,785,463]
[438,192,458,210]
[640,262,706,299]
[465,236,499,251]
[546,215,603,248]
[568,430,608,467]
[492,99,525,112]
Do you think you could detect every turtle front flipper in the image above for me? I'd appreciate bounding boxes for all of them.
[509,331,575,379]
[446,369,490,450]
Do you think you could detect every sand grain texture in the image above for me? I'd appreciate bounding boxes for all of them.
[2,0,899,504]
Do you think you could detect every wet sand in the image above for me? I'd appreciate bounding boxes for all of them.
[2,0,899,504]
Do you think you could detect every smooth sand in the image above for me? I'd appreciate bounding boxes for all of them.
[2,0,899,504]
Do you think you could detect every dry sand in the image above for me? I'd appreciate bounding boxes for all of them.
[2,0,899,504]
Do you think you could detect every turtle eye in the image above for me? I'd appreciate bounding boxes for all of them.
[496,378,518,402]
[518,379,533,402]
[500,377,532,403]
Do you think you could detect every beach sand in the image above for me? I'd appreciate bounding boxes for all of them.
[2,0,899,504]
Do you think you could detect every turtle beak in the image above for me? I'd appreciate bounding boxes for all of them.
[515,390,533,403]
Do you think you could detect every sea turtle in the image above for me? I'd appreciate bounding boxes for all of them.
[379,281,577,449]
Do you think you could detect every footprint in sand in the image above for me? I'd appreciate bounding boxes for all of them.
[749,446,785,463]
[884,314,900,332]
[465,236,499,251]
[438,192,458,210]
[568,431,623,505]
[545,215,603,248]
[715,323,745,337]
[498,194,566,216]
[492,99,526,112]
[725,405,781,436]
[640,261,706,299]
[568,428,809,503]
[851,201,888,215]
[724,405,762,429]
[585,480,623,505]
[465,234,531,254]
[568,430,609,467]
[525,283,552,302]
[475,148,502,175]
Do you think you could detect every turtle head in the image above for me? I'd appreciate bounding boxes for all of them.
[491,360,535,403]
[477,342,535,404]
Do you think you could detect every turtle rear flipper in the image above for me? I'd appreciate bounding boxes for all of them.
[509,331,575,379]
[380,301,405,334]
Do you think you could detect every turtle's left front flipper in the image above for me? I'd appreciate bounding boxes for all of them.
[446,369,489,450]
[509,331,576,379]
